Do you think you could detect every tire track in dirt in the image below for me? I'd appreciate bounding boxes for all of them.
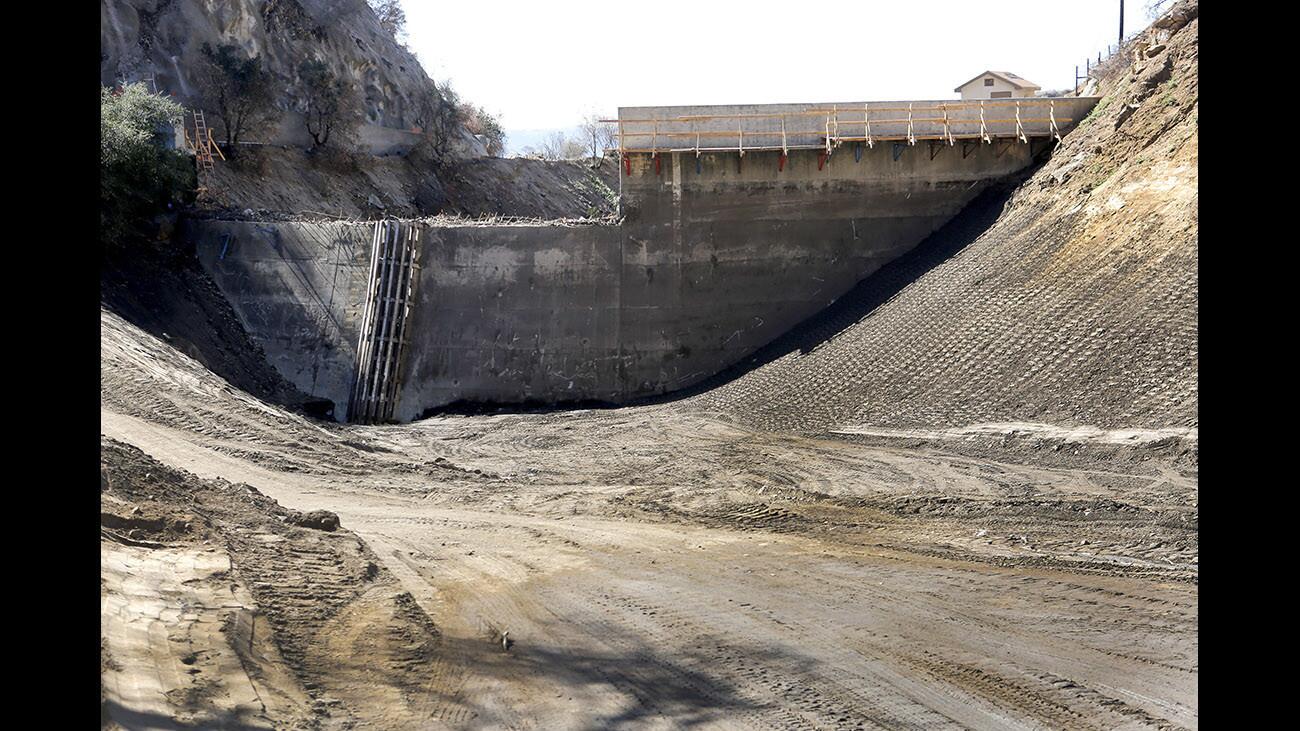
[103,307,1197,729]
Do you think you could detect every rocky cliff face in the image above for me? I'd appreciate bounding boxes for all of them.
[101,0,479,152]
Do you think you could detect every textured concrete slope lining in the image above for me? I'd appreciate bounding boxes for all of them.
[186,219,374,420]
[684,8,1198,435]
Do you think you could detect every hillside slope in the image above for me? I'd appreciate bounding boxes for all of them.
[101,0,465,143]
[195,148,620,219]
[101,0,623,220]
[687,1,1197,436]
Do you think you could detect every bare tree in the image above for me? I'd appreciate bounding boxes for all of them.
[561,137,586,160]
[368,0,407,40]
[297,60,359,148]
[411,81,463,166]
[579,115,616,166]
[197,43,274,156]
[533,131,589,161]
[537,131,568,160]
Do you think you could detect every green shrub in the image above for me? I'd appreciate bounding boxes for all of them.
[457,102,506,156]
[101,83,196,249]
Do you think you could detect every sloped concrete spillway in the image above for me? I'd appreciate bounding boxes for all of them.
[188,97,1098,422]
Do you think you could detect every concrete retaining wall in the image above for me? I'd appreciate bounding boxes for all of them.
[190,112,1090,421]
[401,225,625,419]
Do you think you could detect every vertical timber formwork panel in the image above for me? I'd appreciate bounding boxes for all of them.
[366,223,398,421]
[347,220,420,424]
[347,222,385,422]
[383,225,420,416]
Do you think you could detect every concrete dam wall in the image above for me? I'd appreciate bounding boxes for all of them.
[190,98,1097,421]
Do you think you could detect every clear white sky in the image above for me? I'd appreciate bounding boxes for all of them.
[403,0,1156,133]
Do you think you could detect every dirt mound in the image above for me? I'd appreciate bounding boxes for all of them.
[286,508,341,531]
[439,156,620,219]
[685,2,1197,436]
[196,146,620,221]
[197,145,452,220]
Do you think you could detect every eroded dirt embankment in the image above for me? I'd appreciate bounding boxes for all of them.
[195,147,620,221]
[101,240,320,414]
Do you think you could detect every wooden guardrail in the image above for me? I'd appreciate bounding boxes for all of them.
[606,97,1099,156]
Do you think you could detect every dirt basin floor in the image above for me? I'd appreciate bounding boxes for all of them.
[101,310,1197,730]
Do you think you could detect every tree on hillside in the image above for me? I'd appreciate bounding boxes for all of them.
[368,0,407,40]
[535,132,586,161]
[579,115,616,165]
[412,81,464,166]
[535,131,587,161]
[536,132,564,160]
[101,84,196,248]
[457,102,506,157]
[562,137,586,160]
[197,43,274,156]
[1145,0,1177,19]
[297,60,358,148]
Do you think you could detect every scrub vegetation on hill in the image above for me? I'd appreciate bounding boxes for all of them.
[100,83,195,249]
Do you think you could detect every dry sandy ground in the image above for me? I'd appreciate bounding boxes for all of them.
[101,309,1196,730]
[101,4,1197,728]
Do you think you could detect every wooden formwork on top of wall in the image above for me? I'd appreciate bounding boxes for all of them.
[606,97,1100,156]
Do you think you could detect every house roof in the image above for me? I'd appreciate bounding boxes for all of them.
[954,71,1042,92]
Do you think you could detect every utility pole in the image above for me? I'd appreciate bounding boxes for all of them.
[1119,0,1125,44]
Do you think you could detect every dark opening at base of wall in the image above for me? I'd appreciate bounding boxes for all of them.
[419,397,621,419]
